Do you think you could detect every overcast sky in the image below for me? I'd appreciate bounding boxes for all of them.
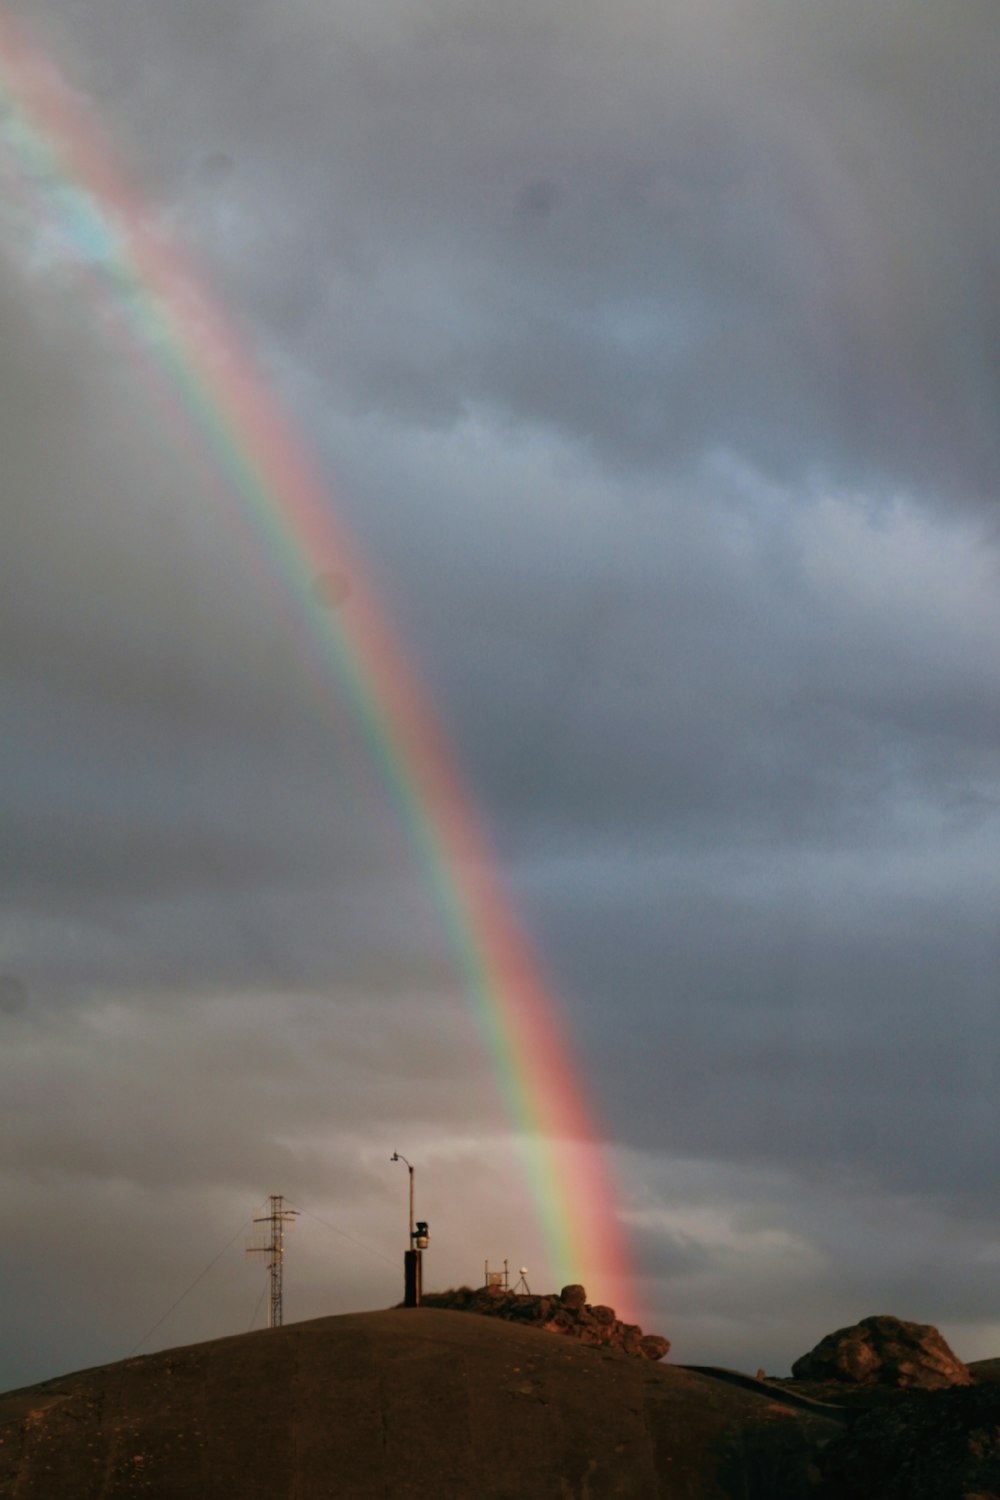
[3,0,1000,1389]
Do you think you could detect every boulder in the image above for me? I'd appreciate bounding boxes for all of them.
[620,1324,643,1356]
[792,1314,971,1390]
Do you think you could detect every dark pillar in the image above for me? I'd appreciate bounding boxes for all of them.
[403,1248,422,1308]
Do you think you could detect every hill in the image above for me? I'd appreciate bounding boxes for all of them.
[0,1307,842,1498]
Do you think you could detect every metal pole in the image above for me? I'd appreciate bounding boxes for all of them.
[392,1152,421,1308]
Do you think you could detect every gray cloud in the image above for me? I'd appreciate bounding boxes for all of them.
[137,0,1000,497]
[14,0,998,494]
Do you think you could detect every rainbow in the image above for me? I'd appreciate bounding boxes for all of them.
[0,10,635,1312]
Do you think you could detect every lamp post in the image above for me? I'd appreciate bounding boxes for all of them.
[391,1151,428,1307]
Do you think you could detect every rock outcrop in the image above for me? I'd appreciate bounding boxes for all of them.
[420,1283,671,1360]
[792,1314,971,1390]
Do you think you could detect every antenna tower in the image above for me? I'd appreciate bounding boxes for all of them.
[246,1195,298,1328]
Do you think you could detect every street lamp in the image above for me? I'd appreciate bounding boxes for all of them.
[391,1152,428,1307]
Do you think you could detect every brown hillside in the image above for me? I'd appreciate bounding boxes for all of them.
[0,1308,841,1498]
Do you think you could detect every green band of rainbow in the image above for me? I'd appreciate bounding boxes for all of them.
[0,9,636,1313]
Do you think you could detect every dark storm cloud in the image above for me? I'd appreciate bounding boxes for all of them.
[25,0,992,499]
[10,0,997,495]
[346,439,1000,854]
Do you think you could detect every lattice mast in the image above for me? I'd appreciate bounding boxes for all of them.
[247,1195,298,1328]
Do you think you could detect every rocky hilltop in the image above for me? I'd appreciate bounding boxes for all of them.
[0,1307,837,1498]
[419,1281,671,1360]
[2,1304,999,1496]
